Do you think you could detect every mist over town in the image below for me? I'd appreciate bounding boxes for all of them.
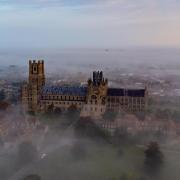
[1,0,180,180]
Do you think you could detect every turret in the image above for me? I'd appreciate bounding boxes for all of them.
[91,71,108,86]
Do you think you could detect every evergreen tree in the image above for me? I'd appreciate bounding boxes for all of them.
[144,141,164,176]
[23,174,41,180]
[17,141,38,166]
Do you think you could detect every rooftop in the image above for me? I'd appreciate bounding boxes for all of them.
[42,86,87,96]
[42,86,146,97]
[108,88,146,97]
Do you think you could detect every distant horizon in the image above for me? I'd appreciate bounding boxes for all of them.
[1,47,180,69]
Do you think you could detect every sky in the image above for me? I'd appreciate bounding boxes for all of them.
[0,0,180,48]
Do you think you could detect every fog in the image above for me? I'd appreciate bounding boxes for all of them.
[0,106,180,180]
[1,48,180,71]
[1,48,180,180]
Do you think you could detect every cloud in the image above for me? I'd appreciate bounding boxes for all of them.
[0,0,94,8]
[0,0,180,48]
[0,0,178,6]
[1,0,179,10]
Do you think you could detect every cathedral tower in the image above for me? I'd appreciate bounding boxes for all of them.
[22,60,45,112]
[82,71,108,118]
[28,60,45,111]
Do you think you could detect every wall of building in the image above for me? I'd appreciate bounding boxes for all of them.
[22,60,45,112]
[107,96,146,112]
[40,94,86,111]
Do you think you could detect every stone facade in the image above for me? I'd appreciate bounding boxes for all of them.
[22,60,148,118]
[22,60,45,112]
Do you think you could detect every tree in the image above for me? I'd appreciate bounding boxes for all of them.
[135,112,146,121]
[54,107,62,115]
[144,141,164,176]
[136,177,147,180]
[116,147,123,158]
[23,174,41,180]
[65,105,80,124]
[67,105,80,117]
[17,141,38,166]
[119,173,128,180]
[71,140,87,160]
[113,127,130,146]
[47,103,54,114]
[75,118,110,143]
[43,103,55,119]
[103,110,118,121]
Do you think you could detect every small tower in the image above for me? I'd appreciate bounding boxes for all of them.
[22,60,45,112]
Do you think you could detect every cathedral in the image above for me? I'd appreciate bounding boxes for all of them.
[22,60,148,118]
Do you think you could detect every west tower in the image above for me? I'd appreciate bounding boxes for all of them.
[22,60,45,112]
[29,60,45,90]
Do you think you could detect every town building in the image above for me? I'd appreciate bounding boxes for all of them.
[22,60,148,118]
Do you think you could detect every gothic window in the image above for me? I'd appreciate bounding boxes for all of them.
[33,66,37,73]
